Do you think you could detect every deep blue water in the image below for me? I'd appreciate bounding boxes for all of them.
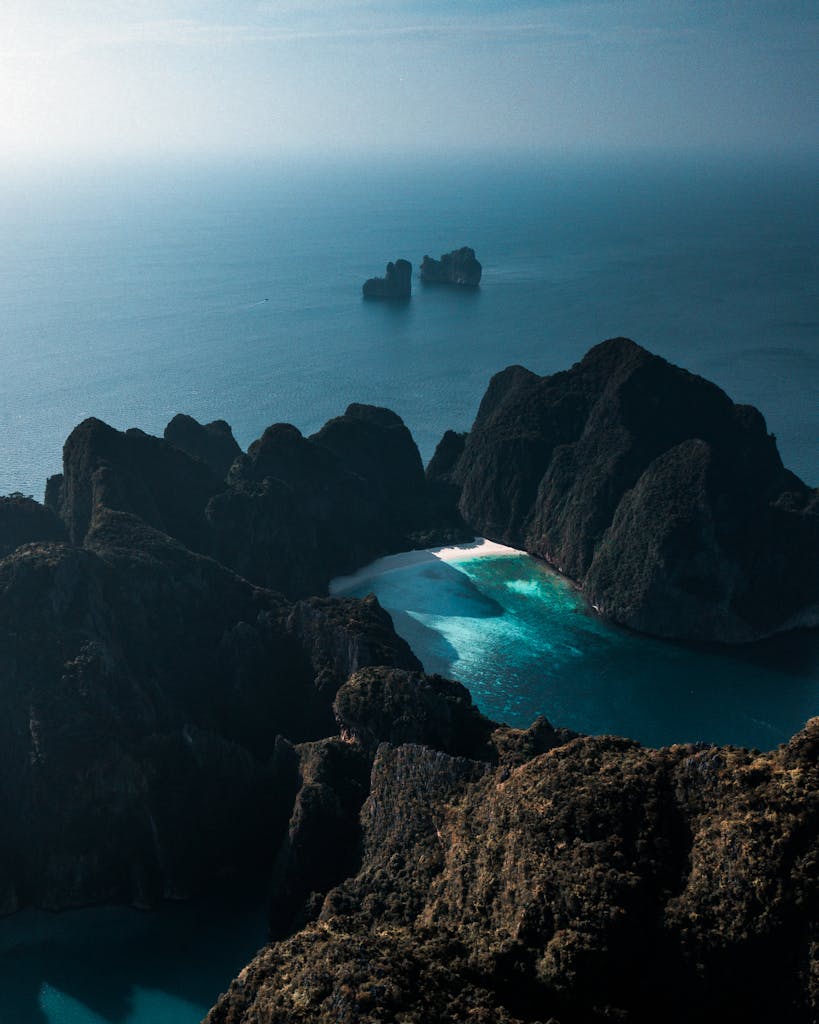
[0,153,816,500]
[333,548,819,751]
[0,152,817,1022]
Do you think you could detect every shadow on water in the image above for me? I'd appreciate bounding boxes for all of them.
[346,552,819,751]
[0,884,268,1024]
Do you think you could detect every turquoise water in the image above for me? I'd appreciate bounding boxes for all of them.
[0,893,267,1024]
[335,551,819,750]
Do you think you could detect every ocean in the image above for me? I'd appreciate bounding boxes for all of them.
[0,152,817,1023]
[0,152,816,500]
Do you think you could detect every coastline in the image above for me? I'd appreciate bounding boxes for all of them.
[329,537,523,595]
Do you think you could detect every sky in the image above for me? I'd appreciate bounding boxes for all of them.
[1,1,817,161]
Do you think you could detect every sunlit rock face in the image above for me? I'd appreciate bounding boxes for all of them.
[206,719,819,1024]
[451,337,819,642]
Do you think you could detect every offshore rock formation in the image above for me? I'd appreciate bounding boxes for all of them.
[420,246,482,287]
[207,715,819,1023]
[449,337,819,642]
[362,258,412,300]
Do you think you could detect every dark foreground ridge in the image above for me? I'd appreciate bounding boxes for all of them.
[0,339,817,1020]
[208,715,819,1024]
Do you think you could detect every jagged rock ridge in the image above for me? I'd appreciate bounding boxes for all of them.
[207,705,819,1023]
[1,400,470,913]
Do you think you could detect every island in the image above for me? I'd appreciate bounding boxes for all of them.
[420,246,482,287]
[362,258,412,300]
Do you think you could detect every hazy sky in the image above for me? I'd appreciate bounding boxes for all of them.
[1,1,817,160]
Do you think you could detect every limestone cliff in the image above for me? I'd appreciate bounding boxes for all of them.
[450,338,819,641]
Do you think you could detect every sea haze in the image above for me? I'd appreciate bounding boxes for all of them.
[0,152,816,499]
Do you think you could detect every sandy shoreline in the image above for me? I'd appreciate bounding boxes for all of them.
[329,537,523,595]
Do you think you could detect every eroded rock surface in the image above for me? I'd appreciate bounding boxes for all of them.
[208,721,819,1023]
[450,337,819,641]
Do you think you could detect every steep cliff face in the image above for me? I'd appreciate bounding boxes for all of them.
[55,416,223,550]
[0,504,419,914]
[163,413,242,479]
[207,404,459,596]
[207,720,819,1024]
[452,338,819,641]
[45,407,462,601]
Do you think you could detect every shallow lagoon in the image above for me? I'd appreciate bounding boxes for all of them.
[332,544,819,750]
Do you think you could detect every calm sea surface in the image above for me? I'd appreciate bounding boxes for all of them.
[0,153,816,1023]
[0,153,816,498]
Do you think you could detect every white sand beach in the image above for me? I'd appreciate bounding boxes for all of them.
[329,537,523,595]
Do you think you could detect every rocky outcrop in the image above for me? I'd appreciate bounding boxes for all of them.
[420,247,482,287]
[0,492,418,913]
[362,259,412,300]
[449,337,819,642]
[163,413,242,479]
[0,493,66,558]
[207,404,468,596]
[40,404,463,602]
[207,719,819,1023]
[55,416,223,550]
[333,667,495,760]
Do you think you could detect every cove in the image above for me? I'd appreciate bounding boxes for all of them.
[331,541,819,750]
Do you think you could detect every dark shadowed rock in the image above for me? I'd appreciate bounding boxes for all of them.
[333,666,495,760]
[58,417,223,551]
[208,407,463,596]
[420,247,482,287]
[267,737,371,938]
[164,413,242,480]
[424,430,472,543]
[362,258,412,300]
[207,720,819,1023]
[0,500,419,912]
[0,494,66,558]
[452,337,819,641]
